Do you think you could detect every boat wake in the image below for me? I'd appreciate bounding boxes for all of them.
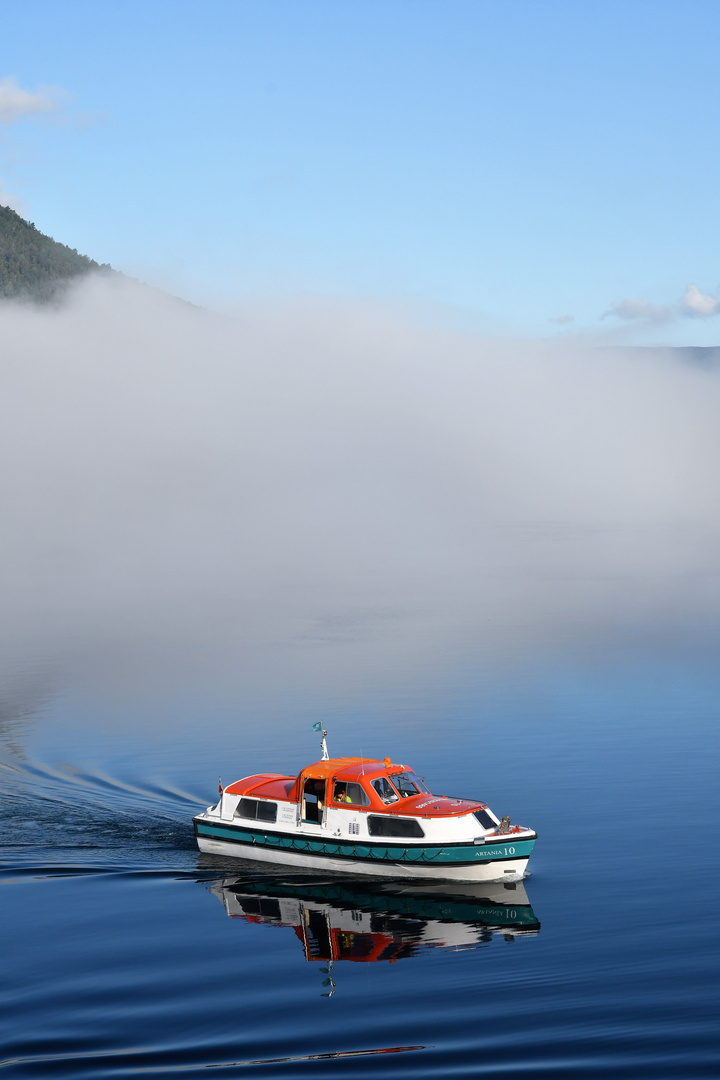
[0,751,202,873]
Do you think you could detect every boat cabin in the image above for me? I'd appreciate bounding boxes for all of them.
[221,756,496,835]
[225,757,426,814]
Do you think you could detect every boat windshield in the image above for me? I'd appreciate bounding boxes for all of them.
[389,771,430,798]
[371,776,399,804]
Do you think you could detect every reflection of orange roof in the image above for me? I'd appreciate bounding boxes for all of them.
[292,922,412,963]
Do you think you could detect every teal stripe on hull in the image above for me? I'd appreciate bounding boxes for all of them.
[195,820,535,865]
[237,880,541,927]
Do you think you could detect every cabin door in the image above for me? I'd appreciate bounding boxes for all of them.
[302,777,326,825]
[302,907,334,961]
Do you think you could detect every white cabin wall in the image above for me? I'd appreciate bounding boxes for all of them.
[278,899,304,926]
[326,806,361,837]
[215,799,487,842]
[419,814,482,842]
[277,801,299,829]
[219,793,240,819]
[326,806,479,843]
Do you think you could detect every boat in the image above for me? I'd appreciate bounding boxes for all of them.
[208,875,540,970]
[193,728,537,882]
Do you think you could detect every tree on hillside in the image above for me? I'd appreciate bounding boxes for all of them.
[0,204,113,302]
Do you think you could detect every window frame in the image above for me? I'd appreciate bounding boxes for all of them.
[332,780,370,806]
[235,797,278,823]
[473,808,497,830]
[371,776,400,804]
[388,771,430,798]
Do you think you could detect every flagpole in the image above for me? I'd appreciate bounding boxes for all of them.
[312,721,329,760]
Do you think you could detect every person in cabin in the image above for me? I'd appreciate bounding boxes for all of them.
[334,785,350,803]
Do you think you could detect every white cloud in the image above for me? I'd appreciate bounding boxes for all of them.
[603,283,720,324]
[0,75,63,124]
[0,76,72,219]
[603,298,673,322]
[680,283,720,318]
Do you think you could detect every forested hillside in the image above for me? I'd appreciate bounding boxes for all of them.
[0,204,111,301]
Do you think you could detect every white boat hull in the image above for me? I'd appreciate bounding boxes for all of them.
[196,833,530,882]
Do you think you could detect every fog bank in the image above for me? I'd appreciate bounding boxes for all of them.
[2,275,719,697]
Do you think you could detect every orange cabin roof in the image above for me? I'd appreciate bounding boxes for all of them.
[299,757,388,781]
[223,758,484,816]
[224,759,388,801]
[225,773,296,798]
[391,795,482,817]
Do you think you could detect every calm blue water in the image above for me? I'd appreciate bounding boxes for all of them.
[1,663,719,1078]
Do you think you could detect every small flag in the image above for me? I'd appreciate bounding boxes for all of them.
[312,722,322,732]
[218,776,223,794]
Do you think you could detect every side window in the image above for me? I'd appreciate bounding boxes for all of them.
[256,801,278,823]
[235,798,277,823]
[473,808,496,830]
[238,897,282,920]
[235,798,257,818]
[367,815,425,838]
[333,781,370,805]
[372,777,399,803]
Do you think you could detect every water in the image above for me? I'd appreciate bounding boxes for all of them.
[3,270,720,1077]
[2,662,719,1079]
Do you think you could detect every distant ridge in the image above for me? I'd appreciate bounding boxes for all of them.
[601,345,720,367]
[0,204,112,302]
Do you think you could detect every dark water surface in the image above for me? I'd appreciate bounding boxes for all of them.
[1,665,719,1078]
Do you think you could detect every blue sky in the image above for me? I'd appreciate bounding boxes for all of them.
[1,0,719,341]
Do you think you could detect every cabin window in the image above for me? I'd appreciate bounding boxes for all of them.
[473,808,496,830]
[333,781,370,806]
[235,798,278,823]
[367,815,425,838]
[389,771,430,798]
[335,932,377,960]
[238,897,282,920]
[371,777,399,804]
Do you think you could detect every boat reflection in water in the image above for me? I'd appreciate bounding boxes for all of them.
[209,874,540,974]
